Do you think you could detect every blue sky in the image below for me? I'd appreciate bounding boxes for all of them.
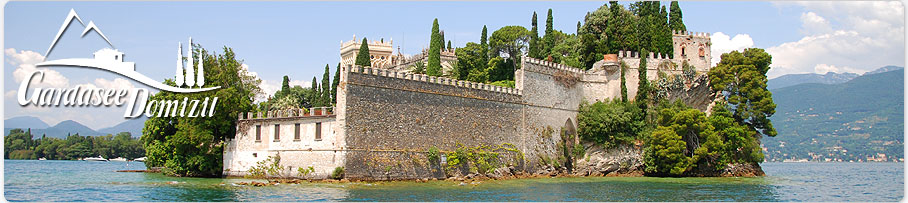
[3,1,904,129]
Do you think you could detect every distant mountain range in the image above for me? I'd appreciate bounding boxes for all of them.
[4,117,146,138]
[764,66,903,162]
[767,66,903,90]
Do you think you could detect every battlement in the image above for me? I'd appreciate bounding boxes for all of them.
[672,30,710,38]
[617,50,672,60]
[340,35,393,48]
[346,65,522,96]
[237,107,335,121]
[521,56,584,76]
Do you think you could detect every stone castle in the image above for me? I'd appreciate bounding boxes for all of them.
[223,30,712,180]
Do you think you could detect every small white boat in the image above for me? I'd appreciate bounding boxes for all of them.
[109,157,128,162]
[133,157,146,162]
[83,156,108,162]
[38,158,47,161]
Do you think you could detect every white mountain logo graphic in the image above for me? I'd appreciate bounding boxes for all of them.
[36,9,220,93]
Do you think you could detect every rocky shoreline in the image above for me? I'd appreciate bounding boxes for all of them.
[234,143,764,186]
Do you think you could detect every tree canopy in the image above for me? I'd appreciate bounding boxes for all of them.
[708,48,777,137]
[143,44,260,177]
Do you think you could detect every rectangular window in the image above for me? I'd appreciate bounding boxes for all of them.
[255,125,261,142]
[315,122,322,141]
[294,123,301,141]
[273,124,280,142]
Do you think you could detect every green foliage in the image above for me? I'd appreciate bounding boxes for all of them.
[543,8,555,58]
[330,167,345,180]
[355,38,371,67]
[410,61,426,74]
[143,44,259,177]
[5,129,145,160]
[427,146,440,163]
[447,40,452,50]
[3,128,145,160]
[246,154,285,179]
[489,25,528,63]
[577,99,645,148]
[643,126,690,176]
[765,69,904,162]
[281,76,290,96]
[445,143,522,174]
[636,50,651,105]
[480,25,489,63]
[708,48,777,137]
[308,76,319,105]
[489,80,515,88]
[297,166,315,179]
[454,42,485,80]
[321,64,331,106]
[620,61,629,102]
[332,63,340,104]
[427,19,443,76]
[669,1,686,32]
[528,12,541,59]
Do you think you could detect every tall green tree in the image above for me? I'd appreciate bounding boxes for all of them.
[281,76,290,95]
[143,44,260,177]
[439,31,446,51]
[708,48,777,137]
[310,76,319,106]
[489,25,529,78]
[480,25,490,63]
[636,50,650,104]
[355,38,371,67]
[331,63,340,104]
[669,1,686,32]
[427,19,442,76]
[454,42,485,80]
[543,8,555,58]
[321,64,331,106]
[528,12,541,58]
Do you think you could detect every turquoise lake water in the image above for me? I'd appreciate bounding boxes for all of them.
[3,160,903,202]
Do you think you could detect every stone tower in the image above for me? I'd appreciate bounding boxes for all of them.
[339,35,395,68]
[672,30,711,71]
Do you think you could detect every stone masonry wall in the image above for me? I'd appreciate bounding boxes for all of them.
[340,66,527,180]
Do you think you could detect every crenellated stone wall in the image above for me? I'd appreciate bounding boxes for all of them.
[225,30,715,180]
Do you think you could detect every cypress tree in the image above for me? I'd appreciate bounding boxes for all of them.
[447,40,452,51]
[620,62,628,102]
[321,64,331,106]
[529,12,540,58]
[427,19,442,76]
[480,25,489,63]
[544,9,554,58]
[576,21,581,34]
[669,1,686,32]
[281,75,290,95]
[636,50,649,104]
[355,38,371,67]
[439,31,446,51]
[310,76,319,106]
[331,63,340,104]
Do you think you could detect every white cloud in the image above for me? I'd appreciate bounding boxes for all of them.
[709,32,754,66]
[767,2,904,78]
[93,78,135,90]
[6,48,70,88]
[242,63,312,102]
[800,12,832,35]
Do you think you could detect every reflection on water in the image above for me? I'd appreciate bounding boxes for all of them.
[3,160,902,202]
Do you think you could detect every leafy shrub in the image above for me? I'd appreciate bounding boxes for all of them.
[246,154,285,179]
[577,99,645,148]
[297,166,315,178]
[427,146,440,164]
[330,167,345,180]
